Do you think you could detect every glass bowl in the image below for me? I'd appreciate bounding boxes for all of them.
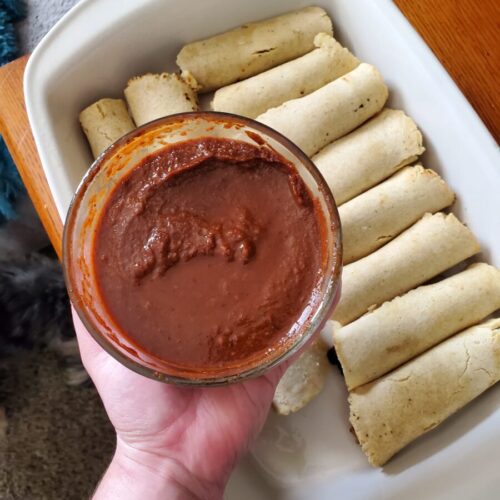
[63,112,342,386]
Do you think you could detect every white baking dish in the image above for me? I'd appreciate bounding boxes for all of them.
[24,0,500,498]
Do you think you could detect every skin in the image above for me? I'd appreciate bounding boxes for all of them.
[73,310,288,500]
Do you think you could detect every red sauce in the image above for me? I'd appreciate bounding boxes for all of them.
[93,137,324,374]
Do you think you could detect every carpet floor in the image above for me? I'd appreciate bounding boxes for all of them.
[1,2,119,498]
[0,350,114,499]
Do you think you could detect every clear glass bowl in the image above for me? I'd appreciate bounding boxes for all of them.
[63,112,342,386]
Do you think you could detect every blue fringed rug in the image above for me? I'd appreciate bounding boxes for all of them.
[0,0,26,222]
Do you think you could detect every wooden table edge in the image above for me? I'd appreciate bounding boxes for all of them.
[0,55,63,258]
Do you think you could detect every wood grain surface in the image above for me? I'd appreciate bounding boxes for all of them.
[0,2,498,256]
[394,0,500,141]
[0,55,63,258]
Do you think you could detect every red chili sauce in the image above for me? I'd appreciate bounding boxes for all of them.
[93,137,324,374]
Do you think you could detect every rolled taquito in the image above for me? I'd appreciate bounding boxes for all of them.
[313,109,424,205]
[257,63,388,156]
[349,318,500,467]
[335,263,500,389]
[79,98,135,158]
[177,6,333,92]
[211,33,359,118]
[340,165,455,263]
[273,339,330,415]
[332,212,480,325]
[124,73,198,127]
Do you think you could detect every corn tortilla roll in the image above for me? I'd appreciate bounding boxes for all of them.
[124,73,198,127]
[349,318,500,467]
[257,63,388,156]
[340,165,455,264]
[79,98,135,158]
[313,109,424,205]
[211,33,360,118]
[335,263,500,390]
[332,212,480,325]
[272,339,330,415]
[176,6,333,92]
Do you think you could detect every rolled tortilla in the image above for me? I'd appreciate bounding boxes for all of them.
[79,98,135,158]
[349,318,500,467]
[340,165,455,264]
[273,339,330,415]
[211,33,360,118]
[257,63,388,156]
[176,6,333,92]
[124,73,198,126]
[335,263,500,390]
[332,213,480,325]
[313,109,424,205]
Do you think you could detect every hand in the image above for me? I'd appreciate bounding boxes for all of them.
[73,310,288,500]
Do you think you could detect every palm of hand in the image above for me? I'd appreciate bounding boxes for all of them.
[73,311,284,489]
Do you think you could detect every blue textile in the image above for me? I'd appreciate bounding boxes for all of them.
[0,0,26,22]
[0,0,25,222]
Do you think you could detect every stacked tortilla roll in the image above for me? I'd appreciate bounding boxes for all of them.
[212,33,360,118]
[177,6,333,91]
[173,6,500,468]
[313,108,425,204]
[339,165,455,263]
[79,7,335,156]
[333,212,480,325]
[349,319,500,466]
[335,263,500,390]
[257,63,388,156]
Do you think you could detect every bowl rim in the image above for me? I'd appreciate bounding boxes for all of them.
[63,111,343,386]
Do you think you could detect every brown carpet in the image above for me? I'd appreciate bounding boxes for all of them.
[0,350,114,500]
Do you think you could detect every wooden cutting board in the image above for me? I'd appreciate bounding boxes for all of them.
[0,1,498,258]
[0,55,63,257]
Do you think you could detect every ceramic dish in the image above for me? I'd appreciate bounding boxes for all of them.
[24,0,500,498]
